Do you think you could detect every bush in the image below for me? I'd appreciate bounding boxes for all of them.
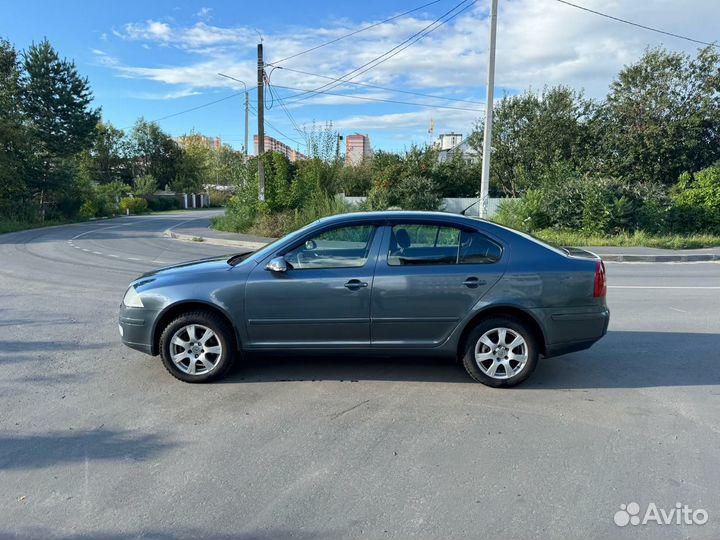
[668,166,720,234]
[208,189,232,207]
[119,197,148,215]
[493,174,672,235]
[146,196,180,212]
[133,175,158,196]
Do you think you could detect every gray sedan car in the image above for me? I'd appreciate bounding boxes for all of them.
[119,211,609,387]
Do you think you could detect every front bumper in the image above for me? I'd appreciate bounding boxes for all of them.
[119,305,158,355]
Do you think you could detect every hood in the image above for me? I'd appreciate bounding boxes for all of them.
[139,256,234,280]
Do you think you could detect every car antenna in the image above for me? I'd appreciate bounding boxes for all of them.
[460,198,480,216]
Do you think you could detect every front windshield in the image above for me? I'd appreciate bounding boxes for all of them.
[244,220,320,264]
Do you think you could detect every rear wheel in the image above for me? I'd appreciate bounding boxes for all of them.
[159,311,236,383]
[462,316,538,387]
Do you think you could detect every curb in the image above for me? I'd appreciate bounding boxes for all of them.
[165,229,720,263]
[164,230,268,250]
[598,253,720,263]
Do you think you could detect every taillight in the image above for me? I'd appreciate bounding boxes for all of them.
[594,260,607,297]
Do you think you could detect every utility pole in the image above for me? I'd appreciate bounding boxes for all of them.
[479,0,498,219]
[244,91,249,158]
[257,43,266,201]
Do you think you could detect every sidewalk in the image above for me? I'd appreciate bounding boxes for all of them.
[581,246,720,262]
[164,219,720,262]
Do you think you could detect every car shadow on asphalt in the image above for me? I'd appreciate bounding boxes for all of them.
[0,429,175,471]
[218,330,720,389]
[0,528,331,540]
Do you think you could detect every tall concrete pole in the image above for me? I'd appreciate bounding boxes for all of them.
[257,43,266,201]
[244,91,249,158]
[479,0,498,218]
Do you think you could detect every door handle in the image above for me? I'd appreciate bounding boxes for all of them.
[463,277,486,288]
[344,279,368,290]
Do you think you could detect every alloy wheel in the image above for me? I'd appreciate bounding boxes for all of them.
[474,327,528,380]
[169,324,223,375]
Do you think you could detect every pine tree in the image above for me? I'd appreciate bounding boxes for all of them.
[21,39,100,219]
[0,39,29,219]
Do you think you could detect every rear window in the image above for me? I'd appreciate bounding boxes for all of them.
[388,224,502,266]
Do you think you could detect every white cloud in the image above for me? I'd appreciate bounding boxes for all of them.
[98,0,719,141]
[196,7,213,21]
[129,88,203,100]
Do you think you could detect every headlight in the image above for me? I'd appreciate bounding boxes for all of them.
[122,286,144,308]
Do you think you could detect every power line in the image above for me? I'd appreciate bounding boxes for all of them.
[268,83,307,139]
[269,84,482,112]
[249,103,307,147]
[266,65,484,106]
[282,0,476,106]
[269,0,444,65]
[554,0,718,48]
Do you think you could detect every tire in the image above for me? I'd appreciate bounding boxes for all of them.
[461,316,538,388]
[159,310,237,383]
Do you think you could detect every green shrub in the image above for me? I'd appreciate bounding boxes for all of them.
[668,166,720,234]
[208,189,232,207]
[146,196,181,211]
[119,197,148,215]
[133,174,158,196]
[493,175,672,235]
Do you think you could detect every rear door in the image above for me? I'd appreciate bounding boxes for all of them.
[244,222,381,347]
[370,221,507,347]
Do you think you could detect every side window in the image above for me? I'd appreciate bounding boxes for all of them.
[283,225,376,269]
[459,231,502,264]
[387,224,502,266]
[388,224,460,266]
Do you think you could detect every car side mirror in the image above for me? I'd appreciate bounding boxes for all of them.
[265,256,288,273]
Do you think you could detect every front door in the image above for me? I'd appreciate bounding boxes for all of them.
[244,223,380,347]
[371,222,507,347]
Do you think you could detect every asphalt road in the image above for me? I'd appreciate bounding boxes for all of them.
[1,211,719,540]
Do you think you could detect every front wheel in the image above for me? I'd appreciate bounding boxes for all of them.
[159,311,236,383]
[462,316,538,387]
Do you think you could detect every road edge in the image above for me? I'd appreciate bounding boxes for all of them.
[164,230,267,250]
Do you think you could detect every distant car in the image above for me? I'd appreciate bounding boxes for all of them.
[119,211,609,387]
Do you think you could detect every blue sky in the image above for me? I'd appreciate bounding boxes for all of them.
[3,0,717,153]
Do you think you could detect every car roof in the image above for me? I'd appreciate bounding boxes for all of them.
[316,210,488,227]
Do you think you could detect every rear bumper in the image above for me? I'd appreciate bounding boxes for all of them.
[538,307,610,358]
[119,306,157,355]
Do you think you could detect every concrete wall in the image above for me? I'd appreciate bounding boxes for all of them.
[341,196,516,218]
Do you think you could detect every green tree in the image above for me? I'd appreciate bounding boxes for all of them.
[470,86,593,197]
[76,122,131,188]
[0,39,30,220]
[130,119,181,189]
[594,47,720,185]
[22,39,100,218]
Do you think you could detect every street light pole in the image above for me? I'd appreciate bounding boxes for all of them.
[217,73,248,156]
[479,0,498,219]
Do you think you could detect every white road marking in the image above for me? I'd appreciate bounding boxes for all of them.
[669,307,688,313]
[92,251,102,255]
[81,249,90,252]
[127,257,141,261]
[609,286,720,290]
[108,254,119,258]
